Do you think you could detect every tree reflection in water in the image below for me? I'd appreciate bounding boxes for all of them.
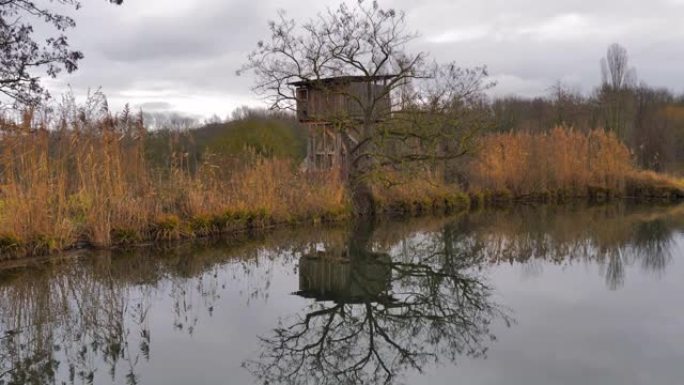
[246,221,512,385]
[0,204,681,385]
[470,206,678,290]
[0,237,285,385]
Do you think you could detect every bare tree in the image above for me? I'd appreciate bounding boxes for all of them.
[245,220,510,385]
[240,0,491,214]
[598,43,637,140]
[0,0,123,106]
[601,43,636,91]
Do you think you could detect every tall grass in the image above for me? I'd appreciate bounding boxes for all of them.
[1,103,682,261]
[370,169,469,215]
[0,98,347,259]
[468,127,684,200]
[0,108,153,253]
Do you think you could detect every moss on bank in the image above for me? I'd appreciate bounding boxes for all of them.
[468,171,684,207]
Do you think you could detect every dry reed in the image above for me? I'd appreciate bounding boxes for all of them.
[468,127,684,201]
[1,107,682,261]
[0,101,348,259]
[371,169,469,215]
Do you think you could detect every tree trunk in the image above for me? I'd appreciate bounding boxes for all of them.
[347,218,375,258]
[350,174,375,216]
[343,131,376,217]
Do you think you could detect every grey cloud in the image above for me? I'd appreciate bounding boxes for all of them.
[43,0,684,117]
[96,3,267,63]
[136,101,173,111]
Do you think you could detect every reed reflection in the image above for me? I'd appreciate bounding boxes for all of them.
[470,205,679,289]
[0,234,297,385]
[0,204,681,385]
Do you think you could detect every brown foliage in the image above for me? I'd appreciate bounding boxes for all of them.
[468,127,683,199]
[370,170,469,215]
[0,109,347,259]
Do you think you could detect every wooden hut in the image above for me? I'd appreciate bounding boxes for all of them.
[294,251,393,304]
[290,75,394,171]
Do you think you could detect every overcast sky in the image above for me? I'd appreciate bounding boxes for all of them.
[44,0,684,119]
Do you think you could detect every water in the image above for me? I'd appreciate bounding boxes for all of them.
[1,204,684,385]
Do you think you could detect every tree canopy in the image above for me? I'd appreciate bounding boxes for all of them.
[0,0,122,106]
[241,0,492,214]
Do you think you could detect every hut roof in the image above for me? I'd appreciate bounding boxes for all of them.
[289,75,396,87]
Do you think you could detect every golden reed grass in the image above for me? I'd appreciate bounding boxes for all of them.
[0,108,347,259]
[370,169,469,215]
[468,127,684,201]
[0,107,682,261]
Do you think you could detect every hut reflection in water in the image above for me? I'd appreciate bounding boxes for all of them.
[295,251,393,304]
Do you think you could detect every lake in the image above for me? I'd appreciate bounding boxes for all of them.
[1,204,684,385]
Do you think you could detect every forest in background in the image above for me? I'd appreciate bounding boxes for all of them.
[161,44,684,175]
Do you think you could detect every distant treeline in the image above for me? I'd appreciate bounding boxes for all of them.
[487,44,684,173]
[149,45,684,177]
[144,107,307,174]
[488,83,684,173]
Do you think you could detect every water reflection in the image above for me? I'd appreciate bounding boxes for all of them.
[247,221,510,384]
[468,205,679,289]
[0,204,682,385]
[0,234,299,385]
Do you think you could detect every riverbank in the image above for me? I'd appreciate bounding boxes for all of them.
[468,171,684,206]
[0,193,470,262]
[0,116,683,262]
[3,198,683,385]
[3,180,682,262]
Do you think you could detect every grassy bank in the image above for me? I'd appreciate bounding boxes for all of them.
[0,111,351,260]
[370,171,470,216]
[0,111,682,262]
[0,109,467,260]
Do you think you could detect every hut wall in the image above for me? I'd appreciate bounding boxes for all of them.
[296,79,392,171]
[297,82,391,123]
